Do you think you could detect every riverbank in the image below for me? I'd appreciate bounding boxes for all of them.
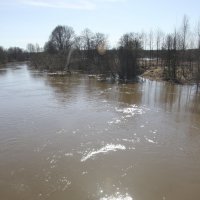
[141,66,199,86]
[0,61,29,68]
[141,66,165,81]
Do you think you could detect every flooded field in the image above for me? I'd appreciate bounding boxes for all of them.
[0,63,200,200]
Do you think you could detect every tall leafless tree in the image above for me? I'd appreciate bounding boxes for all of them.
[180,15,190,77]
[196,19,200,90]
[49,25,75,52]
[149,30,154,67]
[156,29,163,66]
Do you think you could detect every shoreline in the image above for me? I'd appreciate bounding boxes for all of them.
[141,66,198,85]
[1,61,199,87]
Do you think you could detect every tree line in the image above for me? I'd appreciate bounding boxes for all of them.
[28,27,142,81]
[1,15,200,87]
[0,46,29,64]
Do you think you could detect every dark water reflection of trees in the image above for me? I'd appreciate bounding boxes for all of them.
[29,69,200,116]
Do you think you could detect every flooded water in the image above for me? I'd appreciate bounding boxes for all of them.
[0,63,200,200]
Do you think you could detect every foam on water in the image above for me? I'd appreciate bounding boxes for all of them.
[115,104,145,117]
[81,144,126,162]
[57,176,71,191]
[100,192,133,200]
[64,153,73,157]
[107,105,147,126]
[144,136,157,144]
[108,119,121,124]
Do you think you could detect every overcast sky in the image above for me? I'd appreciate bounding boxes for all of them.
[0,0,200,49]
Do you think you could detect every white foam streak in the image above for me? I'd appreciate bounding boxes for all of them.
[115,104,145,117]
[100,193,133,200]
[81,144,126,162]
[144,136,156,144]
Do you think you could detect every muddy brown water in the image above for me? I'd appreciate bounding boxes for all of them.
[0,63,200,200]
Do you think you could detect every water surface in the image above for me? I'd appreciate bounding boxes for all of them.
[0,63,200,200]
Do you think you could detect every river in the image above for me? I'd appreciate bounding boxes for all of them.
[0,63,200,200]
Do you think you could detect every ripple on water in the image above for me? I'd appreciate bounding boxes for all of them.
[81,144,126,162]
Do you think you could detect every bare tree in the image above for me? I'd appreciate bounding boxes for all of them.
[181,15,189,50]
[180,15,190,77]
[49,25,75,52]
[7,47,25,62]
[140,31,147,68]
[196,19,200,91]
[27,43,35,53]
[0,46,7,64]
[163,30,179,81]
[35,43,41,53]
[156,29,163,66]
[79,29,108,73]
[45,25,75,71]
[81,28,95,64]
[149,30,154,67]
[44,41,57,54]
[27,43,41,53]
